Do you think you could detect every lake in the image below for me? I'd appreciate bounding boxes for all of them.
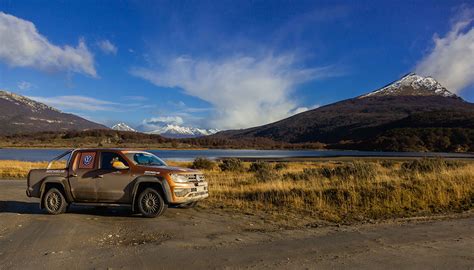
[0,148,473,162]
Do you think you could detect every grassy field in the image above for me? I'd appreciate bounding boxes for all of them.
[1,158,473,223]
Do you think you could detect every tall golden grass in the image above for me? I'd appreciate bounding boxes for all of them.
[198,159,474,222]
[1,159,472,223]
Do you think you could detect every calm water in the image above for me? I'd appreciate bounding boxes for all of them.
[0,148,473,162]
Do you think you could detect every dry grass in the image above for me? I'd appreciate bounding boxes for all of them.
[198,159,474,223]
[0,160,66,179]
[1,159,473,223]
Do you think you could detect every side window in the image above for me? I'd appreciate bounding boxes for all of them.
[100,152,128,170]
[48,151,71,169]
[77,152,97,169]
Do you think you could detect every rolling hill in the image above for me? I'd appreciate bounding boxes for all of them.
[0,90,108,134]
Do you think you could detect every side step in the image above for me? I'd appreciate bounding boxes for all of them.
[72,202,131,207]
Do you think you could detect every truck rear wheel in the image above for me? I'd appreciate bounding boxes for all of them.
[43,188,68,215]
[137,188,167,218]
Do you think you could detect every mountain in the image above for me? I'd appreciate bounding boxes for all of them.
[147,124,219,138]
[213,73,474,151]
[111,122,137,132]
[0,90,108,135]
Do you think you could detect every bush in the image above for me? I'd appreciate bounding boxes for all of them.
[191,157,215,170]
[274,163,288,171]
[249,161,275,181]
[219,158,244,172]
[401,158,465,173]
[379,160,396,168]
[320,162,377,180]
[284,168,319,181]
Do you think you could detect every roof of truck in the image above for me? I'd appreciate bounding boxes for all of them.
[72,148,144,152]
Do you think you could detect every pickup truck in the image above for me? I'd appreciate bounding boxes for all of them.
[26,148,209,217]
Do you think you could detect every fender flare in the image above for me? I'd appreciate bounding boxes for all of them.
[39,177,73,208]
[131,176,172,212]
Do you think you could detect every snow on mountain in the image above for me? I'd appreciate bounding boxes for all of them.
[0,90,61,113]
[359,73,457,99]
[147,124,218,138]
[0,90,108,134]
[111,123,137,132]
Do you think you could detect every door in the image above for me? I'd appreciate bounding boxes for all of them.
[68,151,99,202]
[96,152,134,203]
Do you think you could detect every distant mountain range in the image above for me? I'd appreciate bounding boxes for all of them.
[0,90,107,135]
[3,73,474,152]
[212,73,474,152]
[111,122,218,138]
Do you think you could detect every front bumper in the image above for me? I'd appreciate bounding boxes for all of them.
[171,181,209,204]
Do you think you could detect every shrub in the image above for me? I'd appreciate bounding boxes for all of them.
[320,162,377,180]
[274,162,288,171]
[249,161,275,181]
[191,157,215,170]
[401,158,465,173]
[219,158,244,172]
[379,160,396,168]
[284,168,319,181]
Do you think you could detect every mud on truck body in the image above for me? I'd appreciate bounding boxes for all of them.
[26,149,209,217]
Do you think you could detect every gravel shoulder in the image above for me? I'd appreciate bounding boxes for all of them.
[0,180,473,269]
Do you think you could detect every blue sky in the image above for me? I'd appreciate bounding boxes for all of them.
[1,0,473,130]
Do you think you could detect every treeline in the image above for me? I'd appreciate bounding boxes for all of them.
[0,129,325,150]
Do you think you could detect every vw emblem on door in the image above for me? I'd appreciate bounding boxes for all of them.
[83,155,93,166]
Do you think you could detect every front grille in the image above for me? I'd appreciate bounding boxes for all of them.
[183,174,205,182]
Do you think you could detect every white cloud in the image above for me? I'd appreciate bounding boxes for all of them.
[132,54,339,129]
[291,104,320,115]
[17,81,32,90]
[97,39,117,55]
[0,12,96,77]
[140,116,184,131]
[28,95,117,111]
[415,7,474,93]
[145,116,184,125]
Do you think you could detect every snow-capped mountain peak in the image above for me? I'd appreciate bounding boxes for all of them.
[359,73,458,99]
[111,122,136,132]
[147,124,218,138]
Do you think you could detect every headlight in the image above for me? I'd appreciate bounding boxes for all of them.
[169,174,189,183]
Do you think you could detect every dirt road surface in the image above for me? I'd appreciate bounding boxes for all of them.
[1,180,473,269]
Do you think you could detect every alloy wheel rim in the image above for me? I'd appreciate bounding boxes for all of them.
[47,192,61,212]
[142,192,159,214]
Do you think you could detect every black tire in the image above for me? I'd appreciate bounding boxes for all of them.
[137,188,167,218]
[43,188,68,215]
[179,201,198,209]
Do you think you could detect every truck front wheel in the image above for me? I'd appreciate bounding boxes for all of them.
[137,188,167,218]
[43,188,68,215]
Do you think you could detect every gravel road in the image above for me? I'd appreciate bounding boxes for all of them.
[0,180,473,269]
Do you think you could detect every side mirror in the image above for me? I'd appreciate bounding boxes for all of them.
[112,161,129,170]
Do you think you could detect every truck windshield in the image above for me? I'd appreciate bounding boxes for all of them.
[125,152,167,166]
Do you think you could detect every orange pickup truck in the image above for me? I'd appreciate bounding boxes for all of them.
[26,148,208,217]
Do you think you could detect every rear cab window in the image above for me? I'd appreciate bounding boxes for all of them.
[74,151,98,171]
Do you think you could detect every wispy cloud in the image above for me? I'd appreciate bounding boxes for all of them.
[415,6,474,93]
[140,116,184,131]
[123,95,148,101]
[97,39,118,55]
[0,12,96,77]
[17,81,33,90]
[132,54,341,129]
[28,95,118,111]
